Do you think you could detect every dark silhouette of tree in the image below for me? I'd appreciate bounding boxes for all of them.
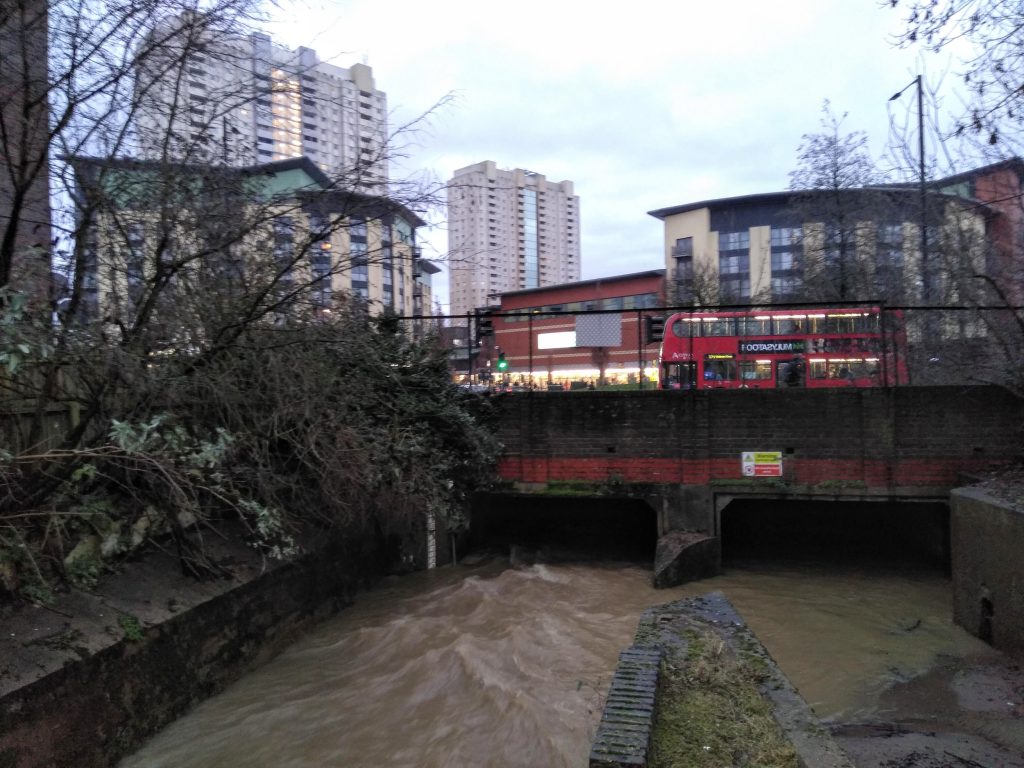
[890,0,1024,154]
[787,102,901,303]
[0,1,489,603]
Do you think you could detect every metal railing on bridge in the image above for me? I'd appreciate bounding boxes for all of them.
[399,302,1024,393]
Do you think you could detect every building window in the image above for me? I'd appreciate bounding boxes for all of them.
[823,225,856,270]
[381,242,393,307]
[770,226,800,248]
[719,253,748,274]
[770,250,799,272]
[351,241,369,299]
[719,230,749,252]
[273,216,294,289]
[769,226,802,300]
[125,222,145,308]
[350,217,369,299]
[308,214,332,308]
[876,222,904,295]
[771,275,800,298]
[521,188,538,288]
[673,236,694,284]
[718,230,750,300]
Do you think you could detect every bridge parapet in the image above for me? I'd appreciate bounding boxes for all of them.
[495,386,1022,537]
[491,387,1019,586]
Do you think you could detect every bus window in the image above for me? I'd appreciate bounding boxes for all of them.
[671,317,701,338]
[703,356,737,381]
[845,360,872,378]
[857,314,879,333]
[845,337,880,354]
[702,317,736,336]
[774,316,806,335]
[810,359,874,381]
[804,314,827,334]
[737,316,771,336]
[825,313,877,334]
[739,360,772,381]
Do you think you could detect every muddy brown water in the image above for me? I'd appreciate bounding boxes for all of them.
[118,557,1021,768]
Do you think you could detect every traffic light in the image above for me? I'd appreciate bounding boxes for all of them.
[644,315,666,344]
[475,310,494,341]
[496,351,508,372]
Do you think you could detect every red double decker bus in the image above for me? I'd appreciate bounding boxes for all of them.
[658,307,907,389]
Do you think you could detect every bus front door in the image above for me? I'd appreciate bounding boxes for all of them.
[662,362,696,389]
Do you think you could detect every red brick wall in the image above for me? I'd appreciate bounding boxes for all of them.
[495,387,1022,491]
[490,272,665,378]
[972,166,1024,304]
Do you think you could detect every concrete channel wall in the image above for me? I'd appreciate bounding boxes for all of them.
[0,531,388,768]
[951,486,1024,659]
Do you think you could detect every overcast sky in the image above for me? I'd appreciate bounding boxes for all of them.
[265,0,956,312]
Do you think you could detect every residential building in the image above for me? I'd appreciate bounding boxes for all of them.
[134,13,388,191]
[0,0,51,301]
[648,188,990,307]
[934,158,1024,303]
[447,161,580,317]
[70,156,433,333]
[465,269,664,388]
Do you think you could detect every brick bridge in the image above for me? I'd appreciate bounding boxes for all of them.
[493,386,1023,538]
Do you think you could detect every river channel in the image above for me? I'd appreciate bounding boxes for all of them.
[117,550,1024,768]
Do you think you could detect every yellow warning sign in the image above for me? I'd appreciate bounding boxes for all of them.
[741,451,783,477]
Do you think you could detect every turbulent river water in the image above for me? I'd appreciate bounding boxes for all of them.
[118,553,1011,768]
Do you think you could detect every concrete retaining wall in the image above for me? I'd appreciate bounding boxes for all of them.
[951,486,1024,658]
[0,531,388,768]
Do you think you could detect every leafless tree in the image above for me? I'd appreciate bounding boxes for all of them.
[0,1,493,601]
[887,1,1024,391]
[787,102,908,303]
[889,0,1024,155]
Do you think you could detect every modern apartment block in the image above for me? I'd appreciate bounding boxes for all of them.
[69,156,434,330]
[134,13,388,191]
[446,161,580,317]
[648,188,988,307]
[936,158,1024,303]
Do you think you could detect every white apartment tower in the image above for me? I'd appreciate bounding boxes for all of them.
[134,14,388,190]
[447,161,580,316]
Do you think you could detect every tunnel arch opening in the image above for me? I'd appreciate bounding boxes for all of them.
[467,493,659,563]
[719,497,950,570]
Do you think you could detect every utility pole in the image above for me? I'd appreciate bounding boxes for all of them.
[917,74,928,305]
[890,75,928,303]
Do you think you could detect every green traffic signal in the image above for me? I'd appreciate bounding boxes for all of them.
[496,352,508,372]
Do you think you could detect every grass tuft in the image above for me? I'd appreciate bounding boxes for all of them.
[648,630,799,768]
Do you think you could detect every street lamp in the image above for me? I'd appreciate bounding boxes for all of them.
[890,75,929,303]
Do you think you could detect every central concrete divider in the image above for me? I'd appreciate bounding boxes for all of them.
[590,592,854,768]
